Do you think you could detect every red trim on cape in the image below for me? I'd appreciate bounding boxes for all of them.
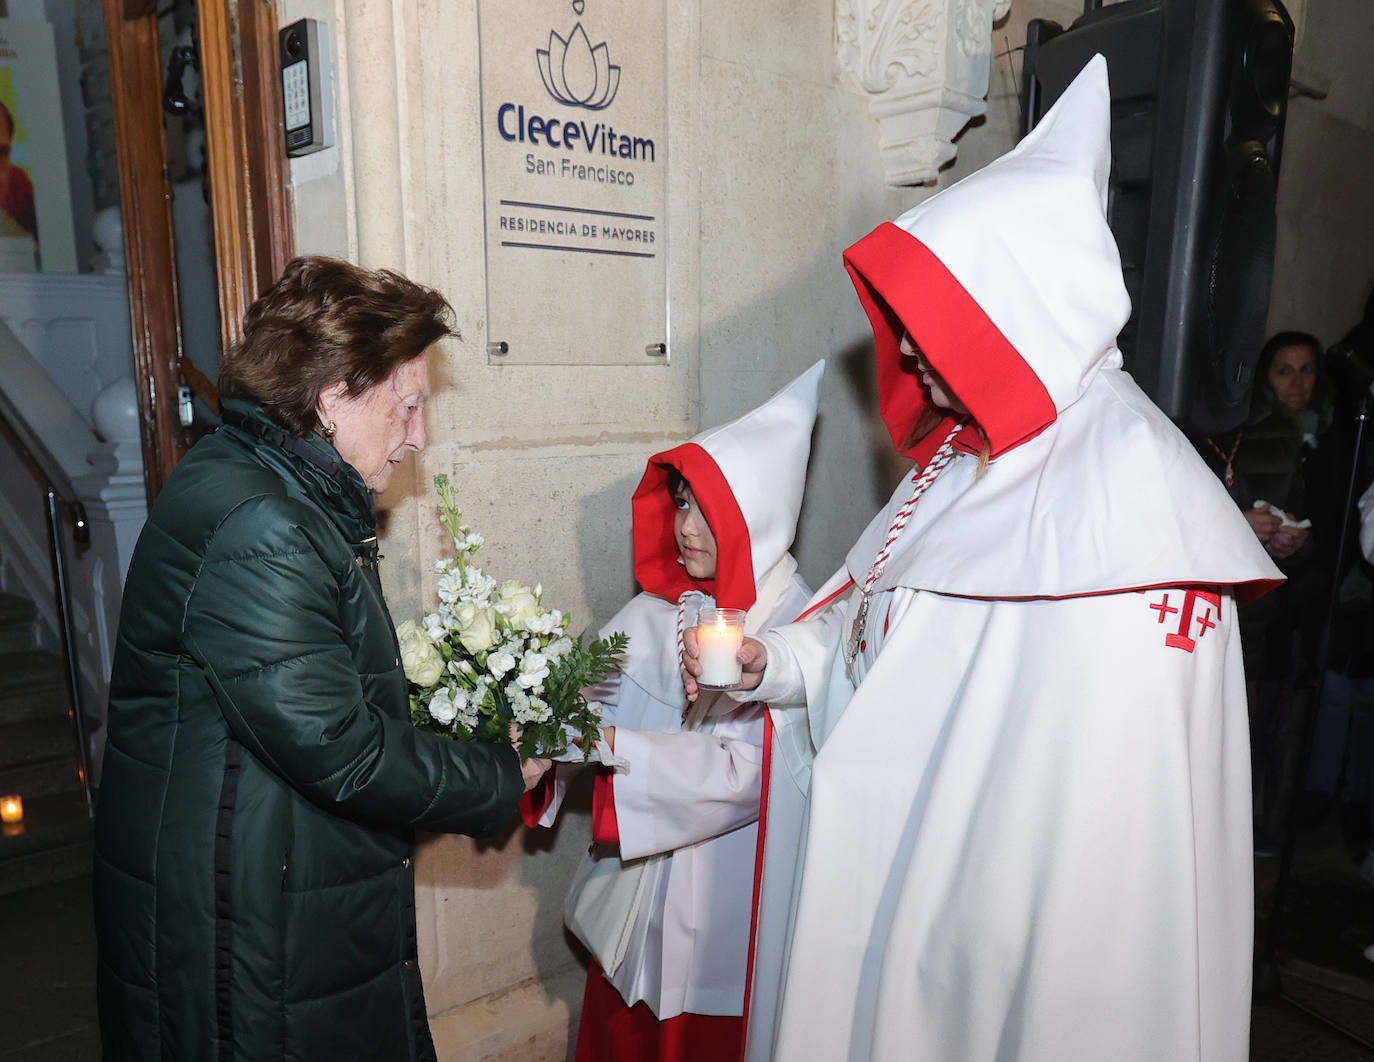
[927,578,1280,608]
[843,222,1058,461]
[631,442,756,610]
[739,708,773,1059]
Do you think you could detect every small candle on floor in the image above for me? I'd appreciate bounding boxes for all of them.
[0,795,22,824]
[696,608,745,689]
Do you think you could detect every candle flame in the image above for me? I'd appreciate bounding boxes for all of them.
[716,612,727,632]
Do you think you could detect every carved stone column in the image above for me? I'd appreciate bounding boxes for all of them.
[838,0,1011,186]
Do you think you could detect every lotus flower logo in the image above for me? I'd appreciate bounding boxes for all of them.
[537,21,621,110]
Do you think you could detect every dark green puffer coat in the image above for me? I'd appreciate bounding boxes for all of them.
[94,399,523,1061]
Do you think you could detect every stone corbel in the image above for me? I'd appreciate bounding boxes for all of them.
[838,0,1011,186]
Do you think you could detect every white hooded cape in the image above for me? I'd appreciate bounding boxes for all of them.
[743,56,1281,1062]
[538,362,823,1021]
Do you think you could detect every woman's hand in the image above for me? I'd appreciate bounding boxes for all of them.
[682,628,768,701]
[1244,506,1282,545]
[1268,524,1309,560]
[520,756,552,792]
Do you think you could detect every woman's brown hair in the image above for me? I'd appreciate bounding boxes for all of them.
[218,255,457,435]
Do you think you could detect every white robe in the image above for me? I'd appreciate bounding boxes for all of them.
[759,582,1251,1060]
[541,570,812,1020]
[745,443,1259,1061]
[740,56,1278,1062]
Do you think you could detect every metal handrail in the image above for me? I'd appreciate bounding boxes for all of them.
[0,387,95,816]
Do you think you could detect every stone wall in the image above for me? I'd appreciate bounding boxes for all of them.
[1268,0,1374,348]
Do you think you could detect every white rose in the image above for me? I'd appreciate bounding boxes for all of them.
[516,649,550,690]
[453,600,499,654]
[427,687,457,725]
[487,650,517,679]
[497,580,541,629]
[397,620,444,686]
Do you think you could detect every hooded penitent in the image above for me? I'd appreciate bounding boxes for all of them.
[744,57,1279,1062]
[840,52,1280,604]
[532,364,822,1038]
[616,359,825,701]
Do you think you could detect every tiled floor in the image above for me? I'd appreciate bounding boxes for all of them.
[5,846,1374,1061]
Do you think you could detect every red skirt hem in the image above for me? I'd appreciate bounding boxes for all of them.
[573,961,743,1062]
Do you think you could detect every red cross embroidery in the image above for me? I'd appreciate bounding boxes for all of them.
[1149,597,1180,623]
[1158,589,1222,653]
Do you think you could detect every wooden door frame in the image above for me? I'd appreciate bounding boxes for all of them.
[105,0,295,505]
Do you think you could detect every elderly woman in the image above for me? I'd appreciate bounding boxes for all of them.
[93,256,545,1061]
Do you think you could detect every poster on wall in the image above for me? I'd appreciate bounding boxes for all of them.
[478,0,667,365]
[0,19,76,274]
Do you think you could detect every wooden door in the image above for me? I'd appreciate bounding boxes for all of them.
[104,0,294,504]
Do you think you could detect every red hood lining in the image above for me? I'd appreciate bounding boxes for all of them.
[843,223,1058,462]
[630,442,757,609]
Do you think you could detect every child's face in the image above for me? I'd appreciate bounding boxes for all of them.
[900,331,968,415]
[673,483,718,580]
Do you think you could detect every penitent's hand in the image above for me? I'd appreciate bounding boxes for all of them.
[681,627,768,701]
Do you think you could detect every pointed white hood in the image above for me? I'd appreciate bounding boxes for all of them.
[841,55,1281,601]
[631,360,824,609]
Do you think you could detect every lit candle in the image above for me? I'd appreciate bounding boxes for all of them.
[696,607,745,689]
[0,795,22,824]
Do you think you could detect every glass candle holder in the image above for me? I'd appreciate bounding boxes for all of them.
[0,795,22,824]
[696,607,746,690]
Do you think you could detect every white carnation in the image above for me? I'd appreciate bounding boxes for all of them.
[525,609,563,635]
[427,687,457,725]
[543,636,574,661]
[436,570,464,604]
[487,650,517,679]
[516,650,550,690]
[462,568,496,600]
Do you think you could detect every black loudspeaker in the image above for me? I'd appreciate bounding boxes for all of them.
[1022,0,1294,435]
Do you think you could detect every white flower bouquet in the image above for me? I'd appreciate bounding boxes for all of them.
[399,475,627,761]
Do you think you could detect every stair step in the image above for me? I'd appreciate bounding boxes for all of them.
[0,592,39,653]
[0,591,37,626]
[0,650,65,696]
[0,838,93,896]
[0,756,84,799]
[0,791,93,895]
[0,656,68,727]
[0,716,75,768]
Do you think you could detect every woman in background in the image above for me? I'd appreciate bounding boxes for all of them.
[1197,330,1331,851]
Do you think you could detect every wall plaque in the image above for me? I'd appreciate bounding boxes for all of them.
[478,0,667,365]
